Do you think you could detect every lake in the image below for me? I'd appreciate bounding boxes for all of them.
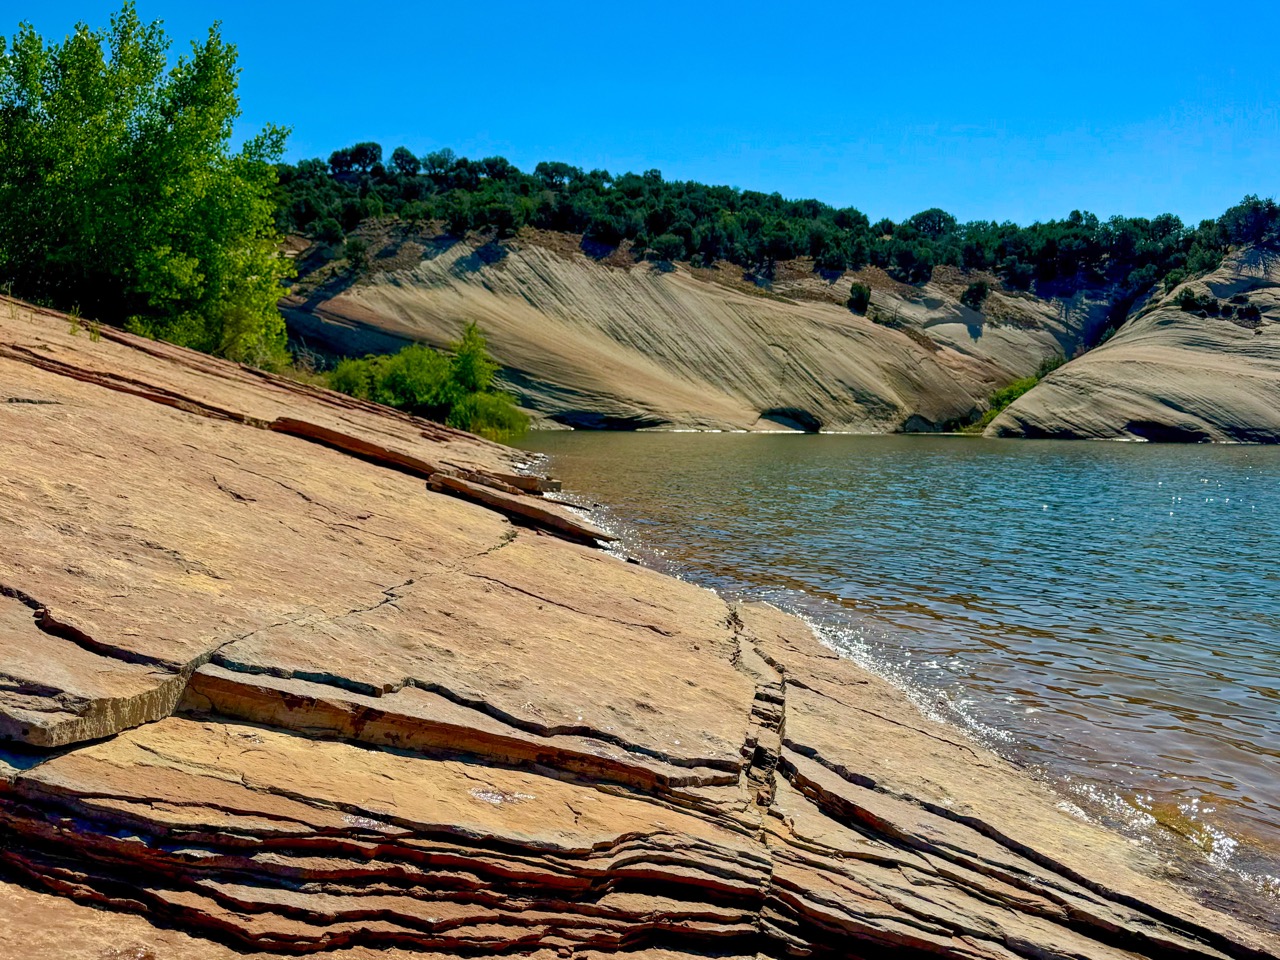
[520,432,1280,925]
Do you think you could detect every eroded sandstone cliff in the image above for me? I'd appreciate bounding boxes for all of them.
[0,297,1275,959]
[987,249,1280,441]
[281,228,1109,432]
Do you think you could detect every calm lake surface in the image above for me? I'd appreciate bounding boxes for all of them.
[519,432,1280,923]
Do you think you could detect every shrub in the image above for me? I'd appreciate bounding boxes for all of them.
[960,279,990,310]
[448,391,527,442]
[450,322,499,394]
[344,238,368,269]
[400,201,429,224]
[316,217,345,244]
[1036,354,1066,377]
[1001,258,1035,291]
[1175,288,1219,313]
[372,345,455,417]
[329,357,375,398]
[847,282,871,314]
[649,233,686,262]
[327,323,527,442]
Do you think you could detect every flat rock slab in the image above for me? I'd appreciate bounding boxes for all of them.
[428,472,615,544]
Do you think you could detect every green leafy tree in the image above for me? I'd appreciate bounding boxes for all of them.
[390,146,420,176]
[328,148,354,175]
[450,322,498,394]
[348,142,382,172]
[0,3,292,365]
[649,233,686,262]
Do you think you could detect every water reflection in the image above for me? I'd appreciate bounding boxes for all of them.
[521,432,1280,924]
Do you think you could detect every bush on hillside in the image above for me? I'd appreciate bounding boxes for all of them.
[649,233,687,262]
[447,392,528,441]
[316,217,345,244]
[847,282,871,314]
[960,279,990,310]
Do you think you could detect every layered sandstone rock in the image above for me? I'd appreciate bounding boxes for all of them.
[0,296,1274,958]
[988,249,1280,441]
[281,229,1109,432]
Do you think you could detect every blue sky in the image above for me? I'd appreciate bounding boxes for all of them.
[12,1,1280,225]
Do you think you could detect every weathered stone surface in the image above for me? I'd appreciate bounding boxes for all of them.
[988,249,1280,441]
[0,297,1274,958]
[282,232,1113,432]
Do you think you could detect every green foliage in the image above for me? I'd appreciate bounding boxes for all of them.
[959,355,1064,433]
[450,321,498,394]
[328,324,527,441]
[649,233,687,262]
[1176,288,1218,313]
[275,137,1279,301]
[328,356,374,397]
[847,282,871,314]
[269,128,1280,310]
[316,217,344,244]
[344,237,368,269]
[447,392,528,442]
[1036,353,1066,378]
[1216,195,1280,247]
[0,3,292,366]
[989,375,1040,412]
[390,146,420,176]
[960,279,990,310]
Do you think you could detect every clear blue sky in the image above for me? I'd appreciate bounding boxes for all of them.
[12,1,1280,225]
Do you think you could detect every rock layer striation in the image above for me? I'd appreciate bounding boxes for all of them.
[281,229,1111,432]
[0,297,1275,958]
[988,249,1280,441]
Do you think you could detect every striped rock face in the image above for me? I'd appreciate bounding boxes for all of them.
[0,297,1275,960]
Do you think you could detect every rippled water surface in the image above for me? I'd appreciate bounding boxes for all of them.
[520,432,1280,922]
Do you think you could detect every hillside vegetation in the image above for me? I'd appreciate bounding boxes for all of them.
[277,143,1277,315]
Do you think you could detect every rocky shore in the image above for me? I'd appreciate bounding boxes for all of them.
[0,297,1275,959]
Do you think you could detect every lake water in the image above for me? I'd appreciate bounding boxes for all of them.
[519,432,1280,926]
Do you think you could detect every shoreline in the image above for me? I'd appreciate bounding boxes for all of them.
[0,297,1276,958]
[531,440,1280,935]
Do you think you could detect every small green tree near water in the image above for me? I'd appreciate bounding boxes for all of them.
[330,323,528,442]
[0,3,292,366]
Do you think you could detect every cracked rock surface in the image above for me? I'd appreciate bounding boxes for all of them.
[0,297,1275,958]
